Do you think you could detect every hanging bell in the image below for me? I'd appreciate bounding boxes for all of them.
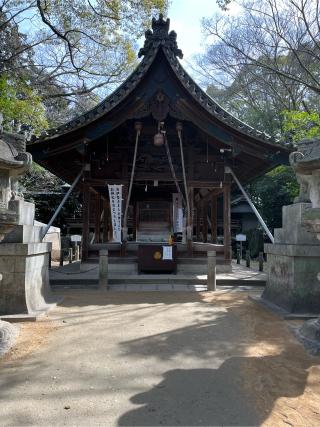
[154,132,164,147]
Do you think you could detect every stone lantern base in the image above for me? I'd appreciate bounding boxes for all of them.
[263,203,320,314]
[0,241,54,315]
[0,200,56,317]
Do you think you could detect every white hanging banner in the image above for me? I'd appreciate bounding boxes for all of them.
[108,184,122,242]
[172,193,183,233]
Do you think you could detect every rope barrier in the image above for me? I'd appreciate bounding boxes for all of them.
[177,123,191,226]
[164,133,185,203]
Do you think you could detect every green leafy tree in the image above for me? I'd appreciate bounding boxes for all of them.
[1,0,169,105]
[0,75,48,133]
[20,163,81,230]
[247,166,299,231]
[283,110,320,143]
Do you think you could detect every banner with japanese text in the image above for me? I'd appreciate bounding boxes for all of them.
[108,184,122,242]
[172,193,183,233]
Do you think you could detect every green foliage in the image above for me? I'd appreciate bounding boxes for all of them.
[246,229,264,258]
[283,110,320,143]
[0,75,48,134]
[19,163,81,230]
[1,1,169,127]
[247,166,299,231]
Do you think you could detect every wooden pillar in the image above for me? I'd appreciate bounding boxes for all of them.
[196,203,201,242]
[102,198,109,243]
[203,201,208,243]
[82,183,90,261]
[187,187,194,255]
[121,185,128,256]
[94,193,101,243]
[211,195,217,243]
[223,184,231,261]
[135,202,139,241]
[200,199,205,242]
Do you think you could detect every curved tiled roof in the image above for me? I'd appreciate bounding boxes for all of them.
[33,15,274,144]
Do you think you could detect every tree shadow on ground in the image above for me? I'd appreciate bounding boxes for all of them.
[118,351,313,426]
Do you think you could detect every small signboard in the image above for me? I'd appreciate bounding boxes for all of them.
[162,246,173,260]
[236,234,246,242]
[71,235,82,242]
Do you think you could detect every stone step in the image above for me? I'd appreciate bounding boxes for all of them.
[109,274,207,285]
[50,274,265,289]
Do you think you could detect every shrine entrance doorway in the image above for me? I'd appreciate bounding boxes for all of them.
[136,200,172,243]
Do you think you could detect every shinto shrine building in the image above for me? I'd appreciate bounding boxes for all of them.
[28,15,289,272]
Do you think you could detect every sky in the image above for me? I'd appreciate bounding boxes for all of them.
[167,0,219,62]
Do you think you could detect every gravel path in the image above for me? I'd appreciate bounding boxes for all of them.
[0,290,319,426]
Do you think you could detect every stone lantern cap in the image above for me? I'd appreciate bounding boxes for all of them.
[290,138,320,173]
[0,113,32,174]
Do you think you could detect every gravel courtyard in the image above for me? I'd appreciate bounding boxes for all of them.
[1,290,320,426]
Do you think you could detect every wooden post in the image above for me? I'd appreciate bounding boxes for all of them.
[259,252,264,271]
[211,195,217,243]
[187,187,194,255]
[99,249,108,289]
[94,193,101,243]
[82,183,90,261]
[236,248,241,264]
[196,204,201,242]
[59,249,64,266]
[246,250,251,268]
[135,201,139,242]
[75,244,80,261]
[223,184,231,261]
[121,185,128,256]
[207,251,216,291]
[102,198,109,243]
[203,201,208,243]
[68,247,73,264]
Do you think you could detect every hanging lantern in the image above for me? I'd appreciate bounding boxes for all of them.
[154,121,165,147]
[154,132,164,147]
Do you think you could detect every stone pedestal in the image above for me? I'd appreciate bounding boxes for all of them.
[263,203,320,313]
[0,125,56,318]
[0,242,54,315]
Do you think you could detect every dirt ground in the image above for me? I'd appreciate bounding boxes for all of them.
[1,290,320,426]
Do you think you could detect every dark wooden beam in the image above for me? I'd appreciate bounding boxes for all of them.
[211,195,217,243]
[82,183,90,261]
[102,198,109,243]
[196,204,201,242]
[223,183,231,261]
[188,186,194,255]
[195,187,223,206]
[202,201,208,243]
[94,193,101,243]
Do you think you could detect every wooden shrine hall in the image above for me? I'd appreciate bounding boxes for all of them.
[28,15,289,272]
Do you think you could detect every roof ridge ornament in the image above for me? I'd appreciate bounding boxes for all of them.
[138,14,183,59]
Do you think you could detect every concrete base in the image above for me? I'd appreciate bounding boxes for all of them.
[263,203,320,314]
[0,242,57,315]
[2,224,43,244]
[263,243,320,313]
